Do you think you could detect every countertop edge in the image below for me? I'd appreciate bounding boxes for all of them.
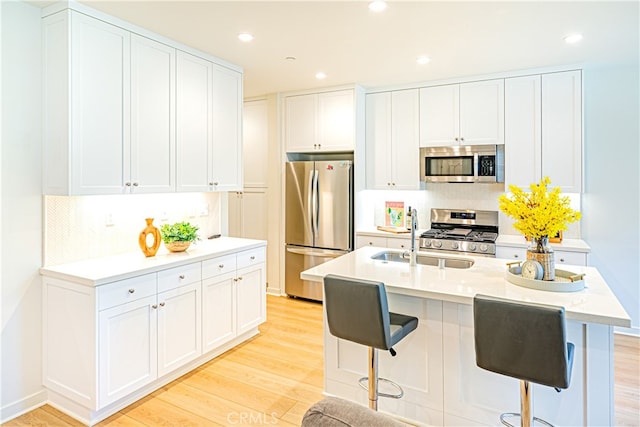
[40,237,267,286]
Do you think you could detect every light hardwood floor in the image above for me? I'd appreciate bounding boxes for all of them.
[4,295,639,426]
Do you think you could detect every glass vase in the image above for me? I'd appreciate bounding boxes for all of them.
[526,236,555,281]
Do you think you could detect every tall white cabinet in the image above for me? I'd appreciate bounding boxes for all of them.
[505,70,582,192]
[365,90,420,190]
[42,5,243,195]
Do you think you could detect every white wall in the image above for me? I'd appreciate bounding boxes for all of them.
[1,0,46,421]
[583,63,640,334]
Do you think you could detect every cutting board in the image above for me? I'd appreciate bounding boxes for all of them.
[376,225,411,234]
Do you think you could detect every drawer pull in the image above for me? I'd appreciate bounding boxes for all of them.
[159,302,165,307]
[514,254,519,258]
[250,256,255,260]
[179,275,185,279]
[152,304,158,309]
[128,289,135,294]
[560,258,565,262]
[219,264,224,268]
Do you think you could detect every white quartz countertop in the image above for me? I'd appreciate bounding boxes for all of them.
[40,237,267,286]
[301,246,629,327]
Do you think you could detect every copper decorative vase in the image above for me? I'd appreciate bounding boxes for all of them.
[138,218,161,257]
[526,236,555,281]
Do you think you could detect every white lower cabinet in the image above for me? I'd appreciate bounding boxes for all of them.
[42,243,266,425]
[495,245,588,266]
[355,233,414,251]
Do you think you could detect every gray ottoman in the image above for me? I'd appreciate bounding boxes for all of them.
[301,397,408,426]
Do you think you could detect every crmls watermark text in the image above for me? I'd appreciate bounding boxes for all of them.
[226,411,279,425]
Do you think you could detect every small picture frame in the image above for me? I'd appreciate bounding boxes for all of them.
[525,230,563,243]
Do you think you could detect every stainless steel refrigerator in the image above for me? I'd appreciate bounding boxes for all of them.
[285,159,353,301]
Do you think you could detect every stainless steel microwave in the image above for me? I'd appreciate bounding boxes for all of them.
[420,145,504,183]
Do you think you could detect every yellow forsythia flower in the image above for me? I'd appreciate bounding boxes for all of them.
[498,177,581,239]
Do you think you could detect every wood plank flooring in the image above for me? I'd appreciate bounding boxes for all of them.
[4,295,639,426]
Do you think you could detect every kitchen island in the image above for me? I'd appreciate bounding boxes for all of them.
[301,246,630,426]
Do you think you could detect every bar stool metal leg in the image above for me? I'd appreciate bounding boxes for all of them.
[368,347,378,410]
[499,380,554,427]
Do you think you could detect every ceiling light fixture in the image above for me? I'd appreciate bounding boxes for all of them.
[315,72,327,80]
[238,32,254,43]
[368,1,387,13]
[416,55,431,65]
[563,33,583,44]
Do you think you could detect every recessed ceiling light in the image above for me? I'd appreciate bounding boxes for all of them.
[315,72,327,80]
[563,33,583,44]
[238,33,254,43]
[368,1,387,12]
[416,55,431,65]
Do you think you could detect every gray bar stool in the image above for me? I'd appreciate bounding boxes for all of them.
[473,294,575,427]
[323,274,418,411]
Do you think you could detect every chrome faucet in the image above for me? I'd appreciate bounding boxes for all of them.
[409,208,418,266]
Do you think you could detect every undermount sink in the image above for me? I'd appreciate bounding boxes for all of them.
[371,251,475,269]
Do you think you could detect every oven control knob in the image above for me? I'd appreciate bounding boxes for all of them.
[433,241,442,248]
[451,242,459,250]
[423,239,432,247]
[480,244,489,252]
[469,243,477,251]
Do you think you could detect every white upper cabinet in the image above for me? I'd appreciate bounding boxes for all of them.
[176,52,243,192]
[130,34,176,193]
[44,11,131,195]
[175,51,212,192]
[420,79,504,147]
[43,6,243,195]
[542,70,582,193]
[505,75,542,188]
[365,90,420,190]
[211,64,243,191]
[505,71,582,192]
[285,89,355,152]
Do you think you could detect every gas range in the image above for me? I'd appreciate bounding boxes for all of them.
[419,208,499,257]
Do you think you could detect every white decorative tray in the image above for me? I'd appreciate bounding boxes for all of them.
[506,262,586,293]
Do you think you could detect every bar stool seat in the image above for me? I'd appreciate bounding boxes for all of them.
[323,274,418,411]
[473,294,575,427]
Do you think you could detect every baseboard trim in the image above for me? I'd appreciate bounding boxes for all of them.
[0,389,47,424]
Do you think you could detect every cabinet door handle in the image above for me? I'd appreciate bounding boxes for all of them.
[237,276,243,281]
[179,274,185,279]
[152,304,158,309]
[250,256,255,260]
[219,264,224,268]
[128,289,135,294]
[460,137,465,142]
[560,258,565,262]
[454,137,459,142]
[133,182,139,187]
[514,254,519,258]
[125,182,132,187]
[159,302,165,307]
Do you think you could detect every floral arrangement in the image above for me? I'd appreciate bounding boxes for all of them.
[499,177,581,241]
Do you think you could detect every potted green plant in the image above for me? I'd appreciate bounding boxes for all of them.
[160,221,199,252]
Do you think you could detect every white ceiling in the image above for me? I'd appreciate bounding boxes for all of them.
[35,1,639,98]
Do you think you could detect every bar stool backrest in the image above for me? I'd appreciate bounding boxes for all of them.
[473,294,572,389]
[323,274,392,351]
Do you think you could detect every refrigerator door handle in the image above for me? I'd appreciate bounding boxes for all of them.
[313,169,320,238]
[308,169,315,240]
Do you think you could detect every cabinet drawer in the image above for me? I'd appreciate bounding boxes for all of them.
[387,237,413,250]
[356,235,387,248]
[556,251,587,266]
[495,246,527,261]
[202,254,237,279]
[98,273,156,311]
[158,262,202,293]
[237,247,266,270]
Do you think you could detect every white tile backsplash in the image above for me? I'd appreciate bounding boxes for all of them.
[357,183,581,238]
[44,193,222,266]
